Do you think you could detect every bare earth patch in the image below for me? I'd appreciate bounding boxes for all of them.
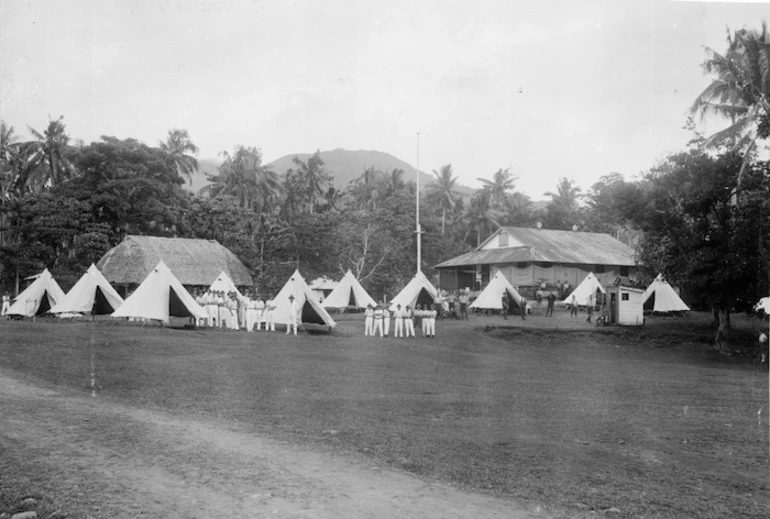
[0,373,545,518]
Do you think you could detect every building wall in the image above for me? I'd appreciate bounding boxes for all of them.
[617,287,644,326]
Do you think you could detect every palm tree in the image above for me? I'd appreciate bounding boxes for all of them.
[292,150,332,213]
[478,168,516,208]
[544,178,582,230]
[690,23,770,188]
[427,164,460,236]
[27,116,76,188]
[387,168,405,194]
[348,166,383,211]
[505,191,534,225]
[159,128,199,183]
[464,189,503,247]
[202,146,282,212]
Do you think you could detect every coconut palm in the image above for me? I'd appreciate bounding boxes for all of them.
[202,146,282,212]
[544,178,582,230]
[690,23,770,187]
[478,168,516,208]
[292,150,332,213]
[159,128,199,183]
[348,166,383,211]
[505,191,534,225]
[427,164,460,236]
[27,116,77,189]
[464,189,503,247]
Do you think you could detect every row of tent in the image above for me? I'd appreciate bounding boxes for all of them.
[562,272,689,313]
[4,263,447,327]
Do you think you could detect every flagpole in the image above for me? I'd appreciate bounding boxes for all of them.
[416,132,422,273]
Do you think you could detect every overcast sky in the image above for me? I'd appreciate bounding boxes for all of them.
[1,0,767,199]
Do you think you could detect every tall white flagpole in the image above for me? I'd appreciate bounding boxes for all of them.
[416,132,422,273]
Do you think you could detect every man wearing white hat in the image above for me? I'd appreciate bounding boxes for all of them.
[286,294,298,335]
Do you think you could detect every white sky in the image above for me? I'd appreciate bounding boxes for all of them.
[1,0,767,199]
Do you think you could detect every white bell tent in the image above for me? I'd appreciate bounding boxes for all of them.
[209,271,243,298]
[643,274,690,313]
[6,268,66,317]
[51,264,124,316]
[469,271,525,310]
[322,270,376,309]
[112,260,207,323]
[272,270,336,330]
[389,271,438,312]
[564,272,606,307]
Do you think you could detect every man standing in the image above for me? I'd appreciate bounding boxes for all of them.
[427,305,437,337]
[405,305,415,337]
[519,297,527,320]
[569,295,578,321]
[364,304,374,336]
[384,305,391,337]
[586,293,594,323]
[373,304,384,337]
[286,294,298,335]
[502,292,510,320]
[265,296,276,332]
[1,291,10,317]
[458,289,469,320]
[546,291,556,317]
[254,295,265,331]
[394,303,404,338]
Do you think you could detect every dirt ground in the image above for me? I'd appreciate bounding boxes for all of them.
[0,372,547,519]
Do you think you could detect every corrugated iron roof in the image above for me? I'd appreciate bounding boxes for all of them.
[436,227,635,268]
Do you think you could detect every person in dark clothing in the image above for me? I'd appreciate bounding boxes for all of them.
[546,291,556,317]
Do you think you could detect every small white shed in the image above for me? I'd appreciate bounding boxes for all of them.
[609,285,645,326]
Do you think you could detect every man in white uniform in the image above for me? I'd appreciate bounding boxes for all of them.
[393,303,404,338]
[364,304,374,336]
[265,296,276,331]
[1,292,11,317]
[286,294,298,335]
[254,295,265,331]
[373,305,384,337]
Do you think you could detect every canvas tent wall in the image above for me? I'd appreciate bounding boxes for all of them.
[389,271,438,312]
[564,272,606,307]
[6,269,66,317]
[209,271,243,298]
[112,260,207,323]
[322,270,376,309]
[51,264,124,316]
[643,274,689,313]
[272,270,336,330]
[469,271,525,310]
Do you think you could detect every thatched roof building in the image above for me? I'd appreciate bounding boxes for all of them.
[97,236,253,289]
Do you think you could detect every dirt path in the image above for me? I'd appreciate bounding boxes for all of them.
[0,373,548,518]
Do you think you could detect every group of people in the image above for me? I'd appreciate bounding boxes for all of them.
[431,289,470,320]
[363,303,437,338]
[192,288,282,333]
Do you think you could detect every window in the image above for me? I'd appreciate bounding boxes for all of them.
[621,293,629,301]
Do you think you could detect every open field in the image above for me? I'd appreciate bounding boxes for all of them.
[1,310,768,518]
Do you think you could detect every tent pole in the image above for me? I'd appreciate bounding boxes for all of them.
[415,131,422,273]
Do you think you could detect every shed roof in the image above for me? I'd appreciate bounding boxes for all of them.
[436,227,636,268]
[97,235,253,287]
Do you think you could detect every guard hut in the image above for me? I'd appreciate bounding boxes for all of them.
[608,284,645,326]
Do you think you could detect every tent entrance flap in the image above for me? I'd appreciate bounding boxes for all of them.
[644,292,655,311]
[302,301,325,324]
[169,287,194,318]
[37,291,52,315]
[416,288,434,307]
[92,286,114,315]
[348,288,356,307]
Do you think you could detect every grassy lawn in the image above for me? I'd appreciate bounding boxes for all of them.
[1,312,768,518]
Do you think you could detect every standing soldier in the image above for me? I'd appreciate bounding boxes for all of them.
[569,294,578,321]
[393,303,404,338]
[286,294,298,335]
[1,291,10,317]
[458,288,469,320]
[245,290,257,332]
[502,292,510,320]
[427,304,437,337]
[546,291,556,317]
[586,293,594,323]
[373,304,384,337]
[405,305,416,337]
[264,296,276,332]
[254,294,265,331]
[384,305,391,337]
[364,303,374,336]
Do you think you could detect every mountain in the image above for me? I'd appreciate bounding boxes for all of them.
[267,148,439,191]
[182,149,474,198]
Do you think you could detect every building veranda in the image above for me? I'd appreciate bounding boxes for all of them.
[435,227,637,297]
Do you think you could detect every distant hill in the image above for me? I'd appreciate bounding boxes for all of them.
[182,149,474,198]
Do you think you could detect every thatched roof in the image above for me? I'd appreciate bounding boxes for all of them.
[97,236,253,287]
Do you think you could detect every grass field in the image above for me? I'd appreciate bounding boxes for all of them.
[1,311,768,518]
